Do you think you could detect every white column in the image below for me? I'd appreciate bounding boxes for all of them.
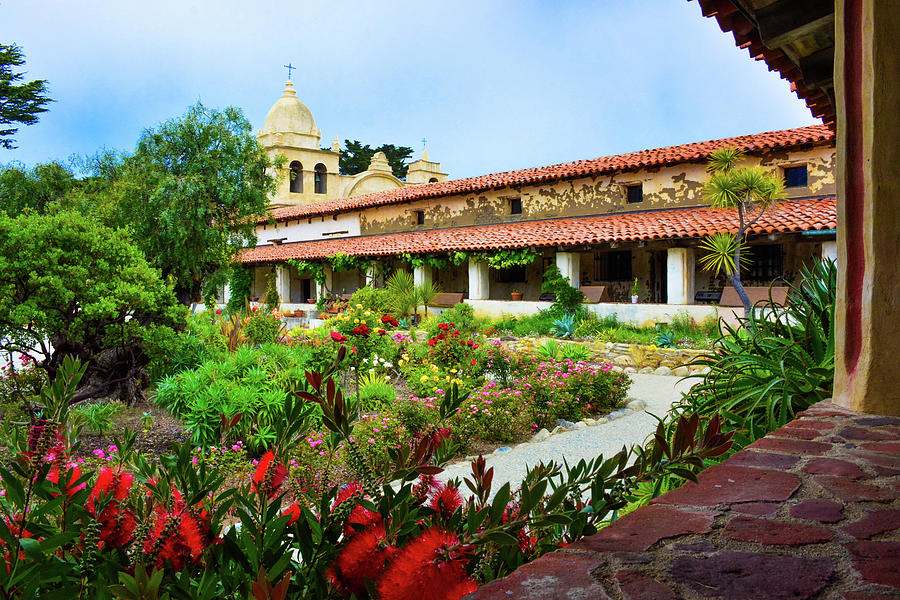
[666,247,696,305]
[276,266,291,304]
[555,252,581,289]
[365,263,377,287]
[222,283,231,305]
[468,259,490,300]
[822,240,838,264]
[413,265,432,288]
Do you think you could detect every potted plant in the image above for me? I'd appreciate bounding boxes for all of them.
[629,278,640,304]
[510,288,524,301]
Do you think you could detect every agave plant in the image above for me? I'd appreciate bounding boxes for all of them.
[672,258,836,447]
[550,314,577,339]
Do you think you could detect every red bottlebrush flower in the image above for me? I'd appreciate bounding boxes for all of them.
[328,522,398,597]
[282,502,301,526]
[378,528,476,600]
[330,331,348,343]
[430,483,463,520]
[143,509,206,571]
[381,315,399,327]
[412,473,439,502]
[47,465,85,499]
[87,467,134,513]
[251,451,288,499]
[97,506,137,549]
[438,323,450,331]
[517,529,537,554]
[470,359,477,366]
[332,482,381,535]
[351,324,370,337]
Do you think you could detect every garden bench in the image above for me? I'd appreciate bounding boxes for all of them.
[719,286,789,307]
[580,286,610,303]
[430,292,466,308]
[694,290,722,303]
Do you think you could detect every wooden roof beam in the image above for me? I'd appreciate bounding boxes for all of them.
[756,0,835,48]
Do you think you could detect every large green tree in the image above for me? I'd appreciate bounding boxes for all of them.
[336,140,413,178]
[698,147,785,317]
[0,43,52,149]
[0,211,185,402]
[0,160,76,215]
[113,103,278,305]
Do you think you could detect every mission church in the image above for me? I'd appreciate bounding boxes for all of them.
[234,80,838,322]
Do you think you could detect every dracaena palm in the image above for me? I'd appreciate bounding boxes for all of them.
[700,148,785,317]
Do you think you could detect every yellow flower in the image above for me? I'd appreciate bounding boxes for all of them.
[450,369,458,374]
[420,375,429,383]
[361,319,366,325]
[445,376,450,382]
[356,304,363,309]
[430,364,438,372]
[402,354,410,361]
[433,376,439,381]
[364,311,371,316]
[354,318,360,324]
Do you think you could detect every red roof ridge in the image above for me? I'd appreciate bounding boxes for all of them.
[265,124,833,224]
[242,196,836,264]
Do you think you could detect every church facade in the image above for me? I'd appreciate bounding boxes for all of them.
[236,83,837,322]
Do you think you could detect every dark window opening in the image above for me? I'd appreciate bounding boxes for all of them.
[428,177,438,183]
[784,165,808,188]
[745,244,783,281]
[497,266,527,283]
[594,250,633,281]
[414,211,425,225]
[509,197,522,215]
[314,163,327,194]
[289,161,303,193]
[626,184,643,204]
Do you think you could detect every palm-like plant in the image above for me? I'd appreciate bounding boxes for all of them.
[700,147,785,317]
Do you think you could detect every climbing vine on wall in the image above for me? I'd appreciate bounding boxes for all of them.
[474,248,537,269]
[329,253,372,273]
[398,252,450,270]
[286,259,326,285]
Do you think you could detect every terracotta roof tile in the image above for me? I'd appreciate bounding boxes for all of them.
[266,125,834,223]
[241,197,836,264]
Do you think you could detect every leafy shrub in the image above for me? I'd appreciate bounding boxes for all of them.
[226,265,253,313]
[490,312,558,336]
[672,259,836,446]
[535,339,561,361]
[244,307,285,345]
[263,268,280,312]
[541,265,584,316]
[425,302,485,337]
[71,401,124,435]
[357,372,397,411]
[558,343,591,362]
[155,344,327,450]
[349,285,394,315]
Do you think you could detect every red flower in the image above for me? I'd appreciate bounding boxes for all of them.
[330,331,348,343]
[282,503,302,526]
[381,315,400,327]
[251,306,259,312]
[412,474,439,502]
[351,324,370,337]
[47,465,85,499]
[377,328,386,335]
[88,467,133,512]
[430,483,463,520]
[143,508,206,571]
[328,522,398,596]
[438,323,450,331]
[332,482,382,535]
[470,359,477,366]
[378,528,476,600]
[251,451,288,499]
[87,467,136,549]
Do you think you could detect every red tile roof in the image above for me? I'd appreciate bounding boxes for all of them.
[266,125,833,223]
[241,196,836,265]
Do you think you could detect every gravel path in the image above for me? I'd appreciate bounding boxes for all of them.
[438,374,695,492]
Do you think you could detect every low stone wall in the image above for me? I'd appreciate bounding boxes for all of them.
[495,337,709,375]
[466,401,900,599]
[466,299,719,324]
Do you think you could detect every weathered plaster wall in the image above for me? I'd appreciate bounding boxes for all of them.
[358,147,835,235]
[257,212,361,243]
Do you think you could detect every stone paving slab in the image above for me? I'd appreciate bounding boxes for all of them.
[466,401,900,600]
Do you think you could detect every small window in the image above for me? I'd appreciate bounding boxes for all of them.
[595,251,633,281]
[626,184,643,204]
[509,197,522,215]
[784,165,808,188]
[745,244,783,281]
[428,177,438,183]
[497,266,527,283]
[289,161,303,193]
[314,163,327,194]
[414,210,425,226]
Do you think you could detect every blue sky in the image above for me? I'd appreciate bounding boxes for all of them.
[2,0,817,179]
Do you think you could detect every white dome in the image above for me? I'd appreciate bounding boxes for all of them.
[261,81,316,137]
